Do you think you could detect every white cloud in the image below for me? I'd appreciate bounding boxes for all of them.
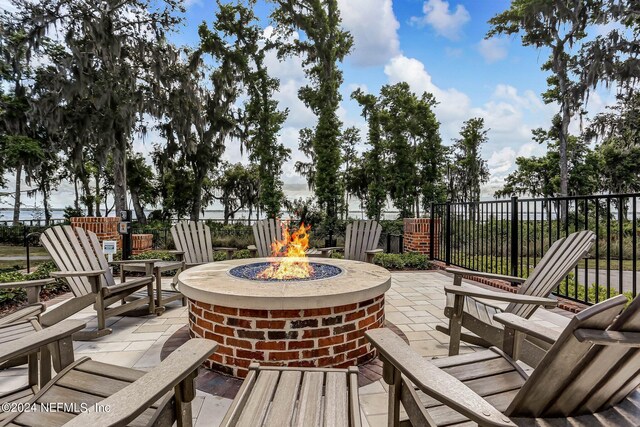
[338,0,400,66]
[410,0,470,41]
[488,147,516,176]
[477,38,509,63]
[382,54,559,191]
[183,0,202,8]
[384,54,471,124]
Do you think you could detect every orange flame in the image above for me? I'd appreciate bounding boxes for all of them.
[257,222,314,280]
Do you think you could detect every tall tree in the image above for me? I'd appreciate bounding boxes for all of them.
[497,120,600,199]
[587,92,640,215]
[379,83,418,218]
[488,0,592,199]
[213,162,259,225]
[351,89,387,220]
[238,1,290,219]
[127,153,157,225]
[15,0,183,216]
[0,20,44,224]
[575,1,640,97]
[449,118,490,203]
[339,126,360,219]
[271,0,353,232]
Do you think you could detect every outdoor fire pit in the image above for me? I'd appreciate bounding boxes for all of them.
[177,257,391,377]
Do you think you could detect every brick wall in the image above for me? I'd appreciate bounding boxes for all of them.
[70,217,121,248]
[132,234,153,255]
[403,218,440,257]
[189,294,385,378]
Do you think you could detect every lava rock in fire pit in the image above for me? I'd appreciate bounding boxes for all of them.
[229,262,343,282]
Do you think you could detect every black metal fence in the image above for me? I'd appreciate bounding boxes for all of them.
[431,194,640,305]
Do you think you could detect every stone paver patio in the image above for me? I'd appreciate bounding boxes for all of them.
[0,271,572,426]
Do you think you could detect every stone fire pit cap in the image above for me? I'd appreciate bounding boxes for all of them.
[176,257,391,310]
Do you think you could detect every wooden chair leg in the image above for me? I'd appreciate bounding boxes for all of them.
[175,370,197,427]
[448,294,464,356]
[96,296,107,333]
[382,355,401,427]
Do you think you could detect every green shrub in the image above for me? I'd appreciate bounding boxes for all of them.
[232,249,253,259]
[132,251,176,262]
[557,276,634,305]
[372,252,432,270]
[330,251,344,259]
[213,251,228,261]
[0,261,69,305]
[401,252,431,269]
[373,253,405,269]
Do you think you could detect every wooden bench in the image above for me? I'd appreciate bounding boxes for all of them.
[221,363,362,426]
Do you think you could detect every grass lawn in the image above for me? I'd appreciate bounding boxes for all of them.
[0,245,50,270]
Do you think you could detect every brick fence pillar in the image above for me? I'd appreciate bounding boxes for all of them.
[70,217,122,249]
[132,234,153,255]
[403,218,440,258]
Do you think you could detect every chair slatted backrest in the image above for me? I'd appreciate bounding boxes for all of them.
[344,220,382,262]
[252,219,283,258]
[171,221,214,265]
[507,294,633,418]
[507,230,596,318]
[40,225,115,297]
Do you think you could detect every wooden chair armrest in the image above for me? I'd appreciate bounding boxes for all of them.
[0,278,56,289]
[574,329,640,347]
[247,245,258,257]
[167,250,184,255]
[213,247,236,251]
[365,248,383,254]
[50,270,105,278]
[103,277,153,297]
[493,313,560,345]
[319,246,343,252]
[0,320,86,363]
[366,329,514,427]
[445,268,526,284]
[185,262,204,269]
[443,284,557,308]
[63,339,218,427]
[111,259,162,265]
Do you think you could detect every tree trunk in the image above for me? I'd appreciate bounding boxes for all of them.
[94,172,102,217]
[190,176,203,221]
[223,201,230,225]
[130,190,147,225]
[12,163,22,226]
[80,175,94,217]
[74,177,80,210]
[112,133,127,217]
[43,187,51,226]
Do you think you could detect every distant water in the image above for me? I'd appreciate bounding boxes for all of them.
[0,208,402,222]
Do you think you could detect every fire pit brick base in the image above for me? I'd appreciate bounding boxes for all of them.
[188,295,385,378]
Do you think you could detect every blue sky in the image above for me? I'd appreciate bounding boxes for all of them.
[169,0,615,197]
[0,0,619,212]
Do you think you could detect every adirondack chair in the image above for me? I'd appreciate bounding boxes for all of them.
[221,363,362,426]
[40,225,159,340]
[437,229,595,364]
[320,220,383,263]
[367,294,640,426]
[248,218,284,257]
[0,319,217,427]
[0,278,55,327]
[171,220,236,267]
